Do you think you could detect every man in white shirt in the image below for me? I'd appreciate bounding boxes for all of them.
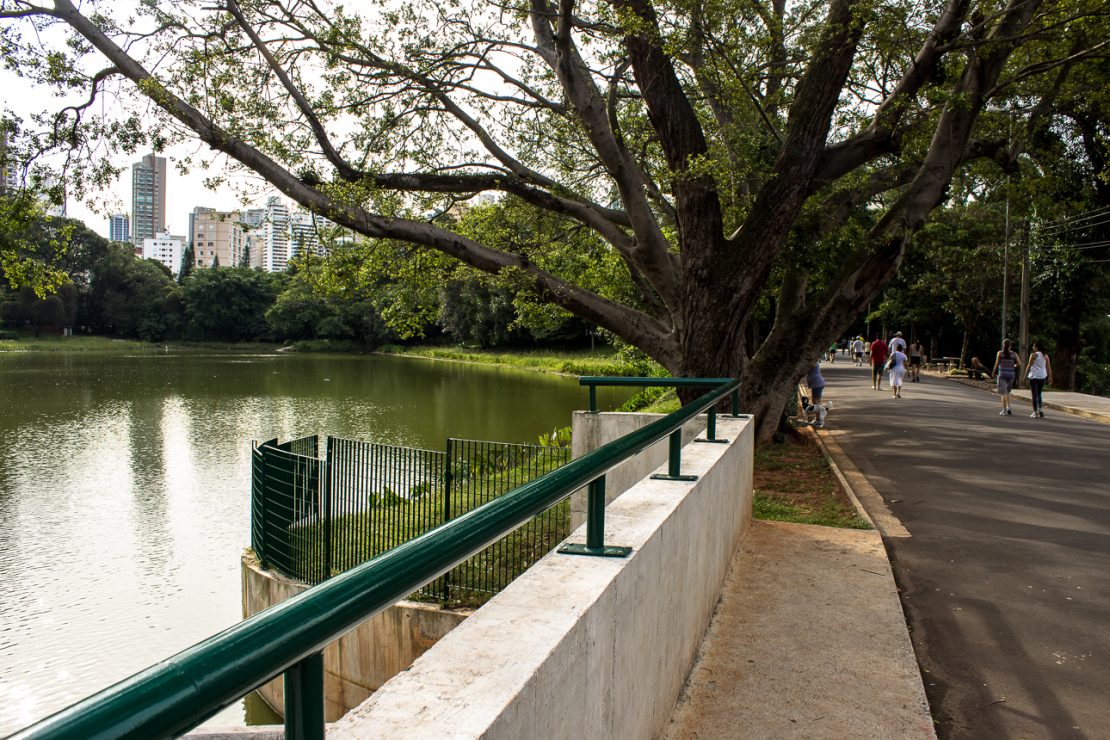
[889,331,907,353]
[850,336,865,366]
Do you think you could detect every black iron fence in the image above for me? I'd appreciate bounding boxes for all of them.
[251,434,571,606]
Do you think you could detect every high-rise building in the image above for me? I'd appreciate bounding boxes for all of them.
[190,206,247,269]
[241,208,266,228]
[131,153,167,246]
[289,210,335,260]
[109,213,130,243]
[142,230,186,277]
[0,131,17,194]
[260,196,291,272]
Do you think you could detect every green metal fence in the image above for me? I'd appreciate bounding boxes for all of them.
[14,377,741,740]
[251,435,571,605]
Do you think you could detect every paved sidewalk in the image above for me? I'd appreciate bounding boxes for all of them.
[826,365,1110,738]
[942,374,1110,423]
[664,520,935,739]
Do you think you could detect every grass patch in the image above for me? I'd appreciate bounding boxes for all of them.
[753,438,870,529]
[382,344,662,378]
[0,335,280,353]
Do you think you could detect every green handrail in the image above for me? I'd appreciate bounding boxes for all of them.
[14,377,741,740]
[579,376,741,416]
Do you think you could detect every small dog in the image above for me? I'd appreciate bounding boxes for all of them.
[799,397,833,428]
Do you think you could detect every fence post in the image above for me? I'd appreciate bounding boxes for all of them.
[442,438,454,604]
[558,474,631,558]
[588,384,597,413]
[284,651,325,740]
[650,429,698,482]
[324,437,333,580]
[731,389,741,417]
[586,477,605,549]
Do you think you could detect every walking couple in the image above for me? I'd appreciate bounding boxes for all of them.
[993,339,1053,417]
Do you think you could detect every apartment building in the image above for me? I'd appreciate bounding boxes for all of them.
[142,231,187,277]
[131,153,167,246]
[109,213,130,243]
[190,207,248,269]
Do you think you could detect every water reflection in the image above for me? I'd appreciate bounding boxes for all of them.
[0,351,629,734]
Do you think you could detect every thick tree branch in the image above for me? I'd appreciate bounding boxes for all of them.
[530,0,681,316]
[41,0,678,362]
[223,0,361,181]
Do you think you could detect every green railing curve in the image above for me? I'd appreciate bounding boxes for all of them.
[12,377,742,740]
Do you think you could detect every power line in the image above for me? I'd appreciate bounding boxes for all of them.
[1039,212,1110,236]
[1041,240,1110,251]
[1038,204,1110,230]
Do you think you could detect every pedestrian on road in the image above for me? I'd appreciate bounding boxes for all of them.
[887,347,908,398]
[1026,341,1053,418]
[851,336,865,366]
[909,339,925,382]
[869,335,889,391]
[991,338,1022,416]
[889,331,907,354]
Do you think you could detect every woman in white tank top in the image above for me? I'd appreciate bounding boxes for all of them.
[1026,340,1052,417]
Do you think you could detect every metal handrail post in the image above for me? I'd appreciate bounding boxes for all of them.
[731,390,740,417]
[650,429,697,482]
[586,477,605,549]
[284,651,324,740]
[588,384,597,413]
[560,474,631,558]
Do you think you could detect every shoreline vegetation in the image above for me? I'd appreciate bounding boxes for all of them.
[2,334,858,528]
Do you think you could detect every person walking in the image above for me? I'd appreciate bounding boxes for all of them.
[991,338,1022,416]
[909,339,925,382]
[889,331,907,354]
[851,336,865,366]
[887,345,908,398]
[869,334,889,391]
[1026,341,1053,417]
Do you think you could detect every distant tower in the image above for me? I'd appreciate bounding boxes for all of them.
[109,213,130,243]
[131,153,167,246]
[261,196,290,272]
[0,130,19,193]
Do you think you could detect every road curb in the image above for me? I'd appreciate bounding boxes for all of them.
[807,426,911,539]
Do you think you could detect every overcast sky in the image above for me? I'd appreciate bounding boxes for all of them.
[2,62,270,240]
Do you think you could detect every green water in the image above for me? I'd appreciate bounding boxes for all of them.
[0,350,630,733]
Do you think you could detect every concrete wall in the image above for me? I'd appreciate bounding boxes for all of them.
[569,411,706,530]
[240,555,469,721]
[329,414,754,739]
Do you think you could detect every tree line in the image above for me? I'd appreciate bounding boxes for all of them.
[0,202,592,349]
[5,1,1110,437]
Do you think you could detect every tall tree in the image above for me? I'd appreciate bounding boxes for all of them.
[3,0,1108,439]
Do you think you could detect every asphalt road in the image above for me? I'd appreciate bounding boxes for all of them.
[820,363,1110,740]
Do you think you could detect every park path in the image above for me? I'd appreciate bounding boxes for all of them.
[821,363,1110,739]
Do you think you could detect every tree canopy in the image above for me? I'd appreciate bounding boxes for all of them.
[3,0,1109,439]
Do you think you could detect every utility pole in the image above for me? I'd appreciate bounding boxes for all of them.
[1002,176,1010,344]
[1018,221,1031,385]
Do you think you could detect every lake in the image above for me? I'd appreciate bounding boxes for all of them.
[0,350,630,734]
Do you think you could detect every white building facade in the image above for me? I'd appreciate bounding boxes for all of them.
[142,231,186,277]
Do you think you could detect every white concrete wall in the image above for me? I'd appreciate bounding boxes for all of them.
[569,411,706,530]
[329,414,754,739]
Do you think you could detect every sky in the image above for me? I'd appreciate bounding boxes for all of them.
[1,56,269,240]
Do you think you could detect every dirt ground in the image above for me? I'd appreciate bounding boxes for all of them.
[753,434,869,529]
